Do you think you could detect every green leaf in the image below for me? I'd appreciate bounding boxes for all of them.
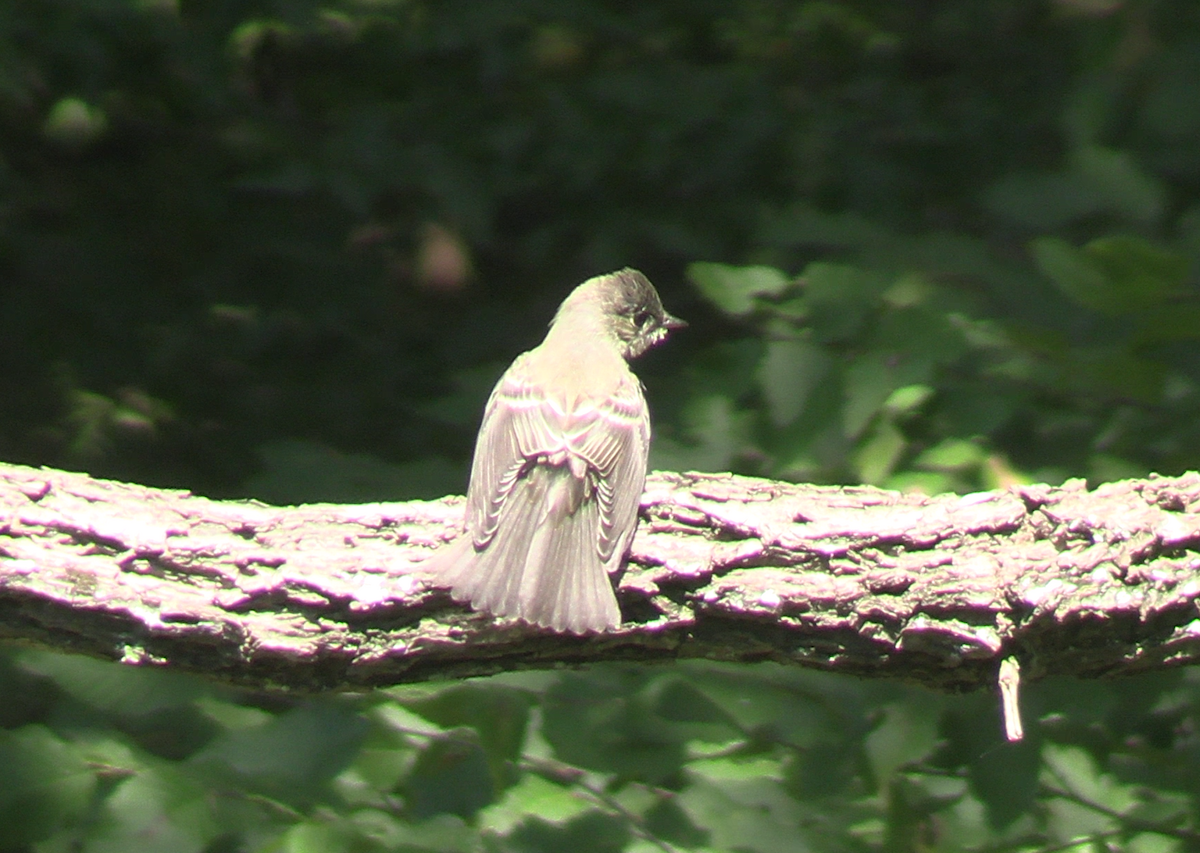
[852,419,906,485]
[1126,833,1186,853]
[650,394,752,473]
[677,769,864,853]
[401,684,530,789]
[1042,744,1137,815]
[916,786,995,851]
[913,438,985,473]
[1125,793,1190,831]
[1069,145,1165,225]
[16,650,208,718]
[372,701,450,739]
[1044,796,1116,847]
[1132,302,1200,345]
[882,384,933,417]
[983,169,1108,230]
[967,737,1041,830]
[756,337,833,427]
[689,755,785,782]
[335,739,414,806]
[279,820,352,853]
[843,350,933,439]
[684,338,767,401]
[875,306,967,365]
[688,262,792,316]
[677,776,798,853]
[647,677,743,746]
[1033,232,1188,319]
[480,774,591,833]
[882,273,937,308]
[933,383,1021,435]
[862,699,942,788]
[195,696,273,731]
[405,734,495,819]
[883,470,956,494]
[983,147,1166,229]
[1062,348,1166,404]
[348,811,475,852]
[188,702,368,804]
[0,726,96,848]
[1030,236,1113,314]
[43,97,108,148]
[801,262,884,343]
[86,767,217,853]
[540,670,687,783]
[497,809,631,853]
[680,665,849,749]
[1083,234,1187,310]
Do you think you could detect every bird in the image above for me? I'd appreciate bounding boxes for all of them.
[423,268,684,633]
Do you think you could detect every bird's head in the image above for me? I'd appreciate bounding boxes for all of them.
[559,268,685,359]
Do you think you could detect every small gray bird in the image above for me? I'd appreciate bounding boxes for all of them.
[425,269,684,633]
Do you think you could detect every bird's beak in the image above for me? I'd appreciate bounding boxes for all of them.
[663,312,687,331]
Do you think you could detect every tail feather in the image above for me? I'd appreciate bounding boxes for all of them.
[424,468,621,633]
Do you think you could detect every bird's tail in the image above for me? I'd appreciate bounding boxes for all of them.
[425,468,621,633]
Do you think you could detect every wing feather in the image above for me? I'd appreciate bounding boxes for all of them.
[467,353,649,562]
[432,349,649,633]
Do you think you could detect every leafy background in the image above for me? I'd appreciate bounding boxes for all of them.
[3,0,1200,850]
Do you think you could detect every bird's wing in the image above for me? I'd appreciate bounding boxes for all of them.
[574,378,650,563]
[467,353,649,560]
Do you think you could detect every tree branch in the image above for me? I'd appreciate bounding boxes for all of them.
[2,461,1199,692]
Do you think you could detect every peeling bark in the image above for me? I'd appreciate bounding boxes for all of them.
[2,462,1200,692]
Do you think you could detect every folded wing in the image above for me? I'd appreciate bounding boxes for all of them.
[434,353,649,632]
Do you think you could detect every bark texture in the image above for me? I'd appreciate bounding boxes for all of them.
[2,461,1200,692]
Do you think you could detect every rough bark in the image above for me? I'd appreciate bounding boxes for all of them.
[2,461,1199,693]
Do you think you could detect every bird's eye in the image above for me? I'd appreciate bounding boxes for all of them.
[633,309,652,329]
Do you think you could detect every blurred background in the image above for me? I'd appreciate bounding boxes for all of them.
[4,1,1200,850]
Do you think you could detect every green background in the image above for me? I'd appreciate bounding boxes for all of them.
[4,1,1200,850]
